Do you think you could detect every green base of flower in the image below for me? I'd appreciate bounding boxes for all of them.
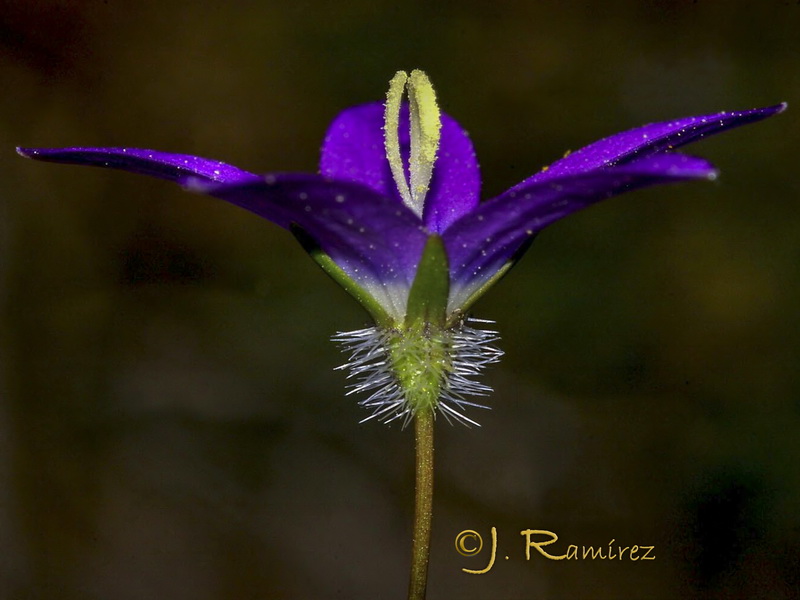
[387,325,452,415]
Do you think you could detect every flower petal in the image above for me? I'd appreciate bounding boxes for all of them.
[16,147,258,184]
[189,174,429,321]
[319,102,480,233]
[444,154,717,311]
[517,104,786,186]
[422,108,482,233]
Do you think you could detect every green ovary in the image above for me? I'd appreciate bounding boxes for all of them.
[387,326,452,414]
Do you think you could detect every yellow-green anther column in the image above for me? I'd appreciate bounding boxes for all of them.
[385,70,414,210]
[407,70,441,213]
[384,69,442,218]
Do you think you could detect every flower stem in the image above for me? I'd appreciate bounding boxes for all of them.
[407,407,434,600]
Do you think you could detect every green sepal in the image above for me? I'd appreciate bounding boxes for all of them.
[405,234,449,329]
[291,224,393,327]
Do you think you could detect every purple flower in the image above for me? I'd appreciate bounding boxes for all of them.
[18,71,784,424]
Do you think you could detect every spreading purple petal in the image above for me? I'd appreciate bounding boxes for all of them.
[444,154,718,310]
[517,103,786,187]
[189,174,429,319]
[16,147,258,185]
[319,103,480,233]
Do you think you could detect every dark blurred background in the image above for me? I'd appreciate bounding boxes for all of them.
[1,1,798,599]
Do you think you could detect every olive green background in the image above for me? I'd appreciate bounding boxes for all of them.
[1,1,797,599]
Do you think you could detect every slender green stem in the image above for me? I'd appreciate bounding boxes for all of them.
[407,408,435,600]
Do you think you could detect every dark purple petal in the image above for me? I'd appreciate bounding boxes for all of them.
[516,104,786,187]
[319,102,480,233]
[16,147,258,184]
[422,109,482,233]
[444,154,717,309]
[319,104,390,196]
[189,174,428,319]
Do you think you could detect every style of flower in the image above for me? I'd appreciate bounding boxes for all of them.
[17,71,784,426]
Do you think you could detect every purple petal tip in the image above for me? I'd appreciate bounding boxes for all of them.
[760,102,787,117]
